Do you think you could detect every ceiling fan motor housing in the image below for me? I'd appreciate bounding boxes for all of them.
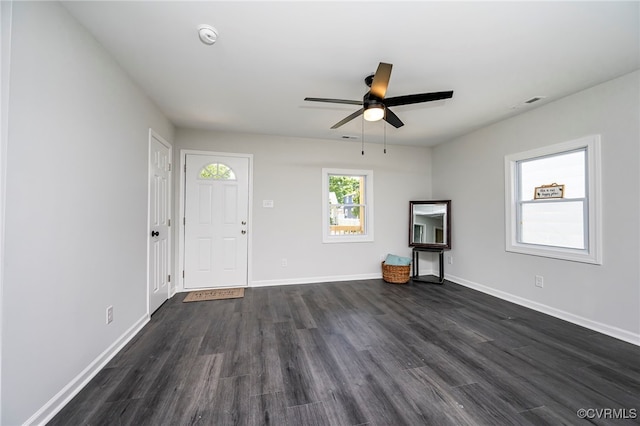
[363,92,384,109]
[364,74,375,87]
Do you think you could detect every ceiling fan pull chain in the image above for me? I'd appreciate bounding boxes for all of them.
[361,115,365,155]
[384,119,387,154]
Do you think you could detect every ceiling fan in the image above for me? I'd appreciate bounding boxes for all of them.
[305,62,453,129]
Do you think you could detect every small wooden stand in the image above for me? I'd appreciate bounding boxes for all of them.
[412,247,444,285]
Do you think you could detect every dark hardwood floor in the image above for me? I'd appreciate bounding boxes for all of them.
[49,279,640,425]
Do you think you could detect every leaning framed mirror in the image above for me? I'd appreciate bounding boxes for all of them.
[409,200,451,249]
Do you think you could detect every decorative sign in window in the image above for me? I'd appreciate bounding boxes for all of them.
[199,163,236,180]
[534,183,565,199]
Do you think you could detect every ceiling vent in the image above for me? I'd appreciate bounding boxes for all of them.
[510,96,546,110]
[524,96,545,104]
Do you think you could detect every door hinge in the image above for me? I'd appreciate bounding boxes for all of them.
[183,217,186,225]
[168,274,171,283]
[168,219,171,227]
[184,164,187,172]
[182,270,185,278]
[167,163,172,172]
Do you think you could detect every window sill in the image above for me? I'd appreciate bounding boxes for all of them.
[506,242,602,265]
[322,235,374,244]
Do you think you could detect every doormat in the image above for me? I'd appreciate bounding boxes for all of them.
[183,288,245,303]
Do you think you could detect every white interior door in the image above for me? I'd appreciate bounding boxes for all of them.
[184,154,249,289]
[148,132,171,314]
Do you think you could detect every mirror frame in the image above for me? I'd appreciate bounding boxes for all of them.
[409,200,451,249]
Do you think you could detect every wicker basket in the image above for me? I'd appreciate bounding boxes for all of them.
[381,261,411,284]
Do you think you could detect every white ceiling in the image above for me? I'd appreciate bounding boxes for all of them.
[62,1,639,147]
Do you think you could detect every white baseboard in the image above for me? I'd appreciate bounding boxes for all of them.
[446,273,640,346]
[26,314,151,426]
[250,269,440,288]
[251,272,382,287]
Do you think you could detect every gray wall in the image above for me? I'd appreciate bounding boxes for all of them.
[0,2,12,422]
[174,130,433,287]
[432,71,640,343]
[1,2,173,424]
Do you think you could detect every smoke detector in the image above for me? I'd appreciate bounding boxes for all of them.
[198,25,218,45]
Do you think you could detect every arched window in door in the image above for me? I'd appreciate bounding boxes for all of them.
[198,163,236,180]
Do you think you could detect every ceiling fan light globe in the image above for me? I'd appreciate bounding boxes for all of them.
[363,105,384,122]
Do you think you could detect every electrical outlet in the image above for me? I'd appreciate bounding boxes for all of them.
[535,275,544,288]
[106,306,113,324]
[281,258,288,267]
[447,255,453,265]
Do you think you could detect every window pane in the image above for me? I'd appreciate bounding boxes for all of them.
[328,174,366,235]
[520,201,585,249]
[329,205,365,235]
[199,163,236,180]
[328,175,363,205]
[519,149,585,200]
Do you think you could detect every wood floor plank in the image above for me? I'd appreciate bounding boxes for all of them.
[48,280,640,426]
[84,397,144,425]
[519,404,586,426]
[208,374,252,425]
[46,366,132,425]
[449,382,534,425]
[249,319,285,397]
[396,366,479,426]
[249,392,289,426]
[268,287,294,323]
[273,320,320,407]
[409,323,549,412]
[330,282,386,315]
[349,349,431,426]
[322,311,383,352]
[103,348,173,403]
[282,287,318,330]
[218,312,257,378]
[296,328,369,425]
[124,336,204,424]
[286,401,331,426]
[172,353,225,425]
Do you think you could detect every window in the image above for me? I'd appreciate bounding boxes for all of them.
[505,135,601,264]
[199,163,236,180]
[322,168,374,243]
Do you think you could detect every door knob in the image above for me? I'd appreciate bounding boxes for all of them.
[241,230,247,234]
[151,230,159,237]
[241,221,247,225]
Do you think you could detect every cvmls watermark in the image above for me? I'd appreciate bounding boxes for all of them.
[577,408,637,420]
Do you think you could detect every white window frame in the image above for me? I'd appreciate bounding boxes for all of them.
[504,135,602,264]
[322,168,374,243]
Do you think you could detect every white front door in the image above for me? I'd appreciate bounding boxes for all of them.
[148,132,171,314]
[184,154,249,289]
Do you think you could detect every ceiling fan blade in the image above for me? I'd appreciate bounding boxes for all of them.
[330,108,364,129]
[304,97,363,106]
[384,91,454,107]
[384,108,404,128]
[369,62,393,99]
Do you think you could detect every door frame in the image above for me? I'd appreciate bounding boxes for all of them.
[177,149,253,292]
[147,129,172,315]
